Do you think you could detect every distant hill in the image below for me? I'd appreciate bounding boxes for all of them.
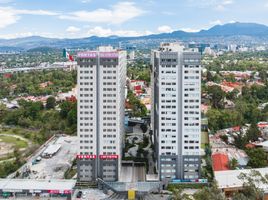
[27,46,60,53]
[0,22,268,50]
[197,22,268,36]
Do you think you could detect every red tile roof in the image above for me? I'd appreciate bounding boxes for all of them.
[212,153,229,171]
[232,126,240,132]
[245,143,256,149]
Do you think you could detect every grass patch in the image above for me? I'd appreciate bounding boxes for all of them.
[0,127,42,144]
[0,135,28,149]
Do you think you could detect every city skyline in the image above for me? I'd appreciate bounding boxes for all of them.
[0,0,268,39]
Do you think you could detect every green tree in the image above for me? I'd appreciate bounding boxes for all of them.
[206,71,214,82]
[207,85,225,109]
[59,101,75,118]
[234,133,247,149]
[259,70,267,83]
[228,158,238,170]
[67,107,77,126]
[226,89,239,101]
[0,103,7,123]
[127,91,147,117]
[220,135,228,144]
[246,123,261,142]
[246,148,267,168]
[171,188,191,200]
[193,182,226,200]
[46,96,56,109]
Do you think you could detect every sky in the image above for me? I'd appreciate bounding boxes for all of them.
[0,0,268,39]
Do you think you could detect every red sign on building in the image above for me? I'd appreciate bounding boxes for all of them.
[63,190,72,194]
[76,155,97,159]
[99,155,119,160]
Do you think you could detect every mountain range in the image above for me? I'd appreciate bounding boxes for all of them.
[1,22,268,50]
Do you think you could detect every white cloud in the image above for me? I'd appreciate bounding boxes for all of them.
[66,26,81,34]
[87,26,152,37]
[215,4,225,10]
[16,9,58,16]
[59,2,145,24]
[0,0,12,3]
[81,0,91,3]
[265,2,268,7]
[180,28,200,32]
[228,20,236,23]
[157,25,173,33]
[222,0,233,5]
[161,11,175,16]
[0,6,58,29]
[216,0,234,10]
[0,31,65,39]
[210,20,223,25]
[0,32,34,39]
[0,7,19,28]
[187,0,234,10]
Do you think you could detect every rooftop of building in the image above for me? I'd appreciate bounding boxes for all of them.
[0,179,76,191]
[212,153,229,171]
[215,168,268,190]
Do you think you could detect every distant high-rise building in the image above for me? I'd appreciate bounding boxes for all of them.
[151,42,201,181]
[228,44,237,52]
[77,46,126,182]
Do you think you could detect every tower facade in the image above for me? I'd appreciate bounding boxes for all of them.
[77,46,126,182]
[151,43,201,181]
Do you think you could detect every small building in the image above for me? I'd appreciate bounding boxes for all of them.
[215,168,268,197]
[0,179,75,199]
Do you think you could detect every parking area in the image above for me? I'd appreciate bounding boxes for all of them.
[18,135,78,179]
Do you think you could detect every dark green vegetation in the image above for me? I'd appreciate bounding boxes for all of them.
[204,52,268,133]
[0,148,25,178]
[204,51,268,72]
[0,70,76,98]
[201,145,214,182]
[1,99,77,141]
[0,130,37,177]
[203,52,268,169]
[206,84,268,132]
[0,68,77,178]
[0,49,65,67]
[127,61,151,83]
[127,91,148,117]
[0,98,77,177]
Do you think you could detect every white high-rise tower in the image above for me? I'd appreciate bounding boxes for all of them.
[77,46,126,182]
[151,43,201,181]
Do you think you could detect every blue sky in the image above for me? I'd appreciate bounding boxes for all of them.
[0,0,268,39]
